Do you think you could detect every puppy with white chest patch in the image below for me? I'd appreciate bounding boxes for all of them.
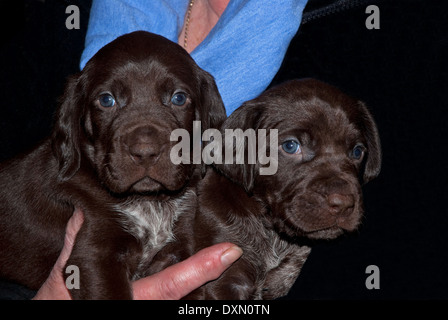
[149,79,382,299]
[0,31,226,299]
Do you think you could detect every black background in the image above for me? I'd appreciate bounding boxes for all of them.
[1,0,447,299]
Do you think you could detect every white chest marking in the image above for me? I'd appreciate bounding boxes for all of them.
[114,189,195,278]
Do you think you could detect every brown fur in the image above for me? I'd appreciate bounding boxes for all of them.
[149,79,382,299]
[0,31,226,299]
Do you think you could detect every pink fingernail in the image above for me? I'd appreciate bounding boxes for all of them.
[221,246,243,267]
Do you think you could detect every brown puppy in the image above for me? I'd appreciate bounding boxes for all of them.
[0,31,226,299]
[149,79,381,299]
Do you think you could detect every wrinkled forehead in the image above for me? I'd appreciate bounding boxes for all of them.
[81,33,198,92]
[81,51,199,98]
[266,96,364,142]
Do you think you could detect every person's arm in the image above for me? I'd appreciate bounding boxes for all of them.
[33,208,242,300]
[80,0,186,70]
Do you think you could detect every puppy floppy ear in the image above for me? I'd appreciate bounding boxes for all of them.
[214,102,264,193]
[195,69,227,176]
[195,69,227,131]
[357,101,382,184]
[51,74,83,182]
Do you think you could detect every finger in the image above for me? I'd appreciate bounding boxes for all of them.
[54,208,85,273]
[133,243,243,300]
[33,208,84,300]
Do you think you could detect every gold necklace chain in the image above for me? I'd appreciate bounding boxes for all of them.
[183,0,195,49]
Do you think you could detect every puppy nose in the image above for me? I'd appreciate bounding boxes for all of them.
[129,143,157,164]
[327,193,354,215]
[126,127,159,165]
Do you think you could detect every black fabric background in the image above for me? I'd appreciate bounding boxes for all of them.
[0,0,447,299]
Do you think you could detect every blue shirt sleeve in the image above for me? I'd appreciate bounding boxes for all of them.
[80,0,308,115]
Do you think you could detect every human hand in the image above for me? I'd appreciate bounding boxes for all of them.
[33,208,242,300]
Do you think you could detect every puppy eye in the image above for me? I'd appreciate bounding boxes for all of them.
[351,144,365,160]
[282,140,301,154]
[98,93,116,108]
[171,92,188,106]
